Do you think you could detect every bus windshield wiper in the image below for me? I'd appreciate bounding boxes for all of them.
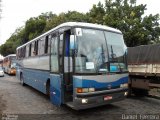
[110,45,122,73]
[95,45,108,74]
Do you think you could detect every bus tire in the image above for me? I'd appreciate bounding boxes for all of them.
[20,73,25,86]
[126,84,132,97]
[46,79,50,98]
[132,89,148,97]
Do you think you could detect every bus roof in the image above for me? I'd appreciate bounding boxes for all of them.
[4,54,16,58]
[17,22,122,49]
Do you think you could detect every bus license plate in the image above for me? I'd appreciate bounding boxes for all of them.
[104,96,112,101]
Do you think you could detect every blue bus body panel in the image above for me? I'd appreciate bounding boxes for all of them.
[50,74,62,106]
[23,69,50,94]
[73,74,128,89]
[18,68,63,106]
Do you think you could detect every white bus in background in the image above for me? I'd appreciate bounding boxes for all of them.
[3,54,16,75]
[0,59,3,67]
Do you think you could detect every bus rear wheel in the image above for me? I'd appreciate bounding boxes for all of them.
[46,80,50,98]
[20,74,25,86]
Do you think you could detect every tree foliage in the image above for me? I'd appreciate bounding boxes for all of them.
[45,11,89,31]
[104,0,160,46]
[87,2,105,24]
[0,0,160,56]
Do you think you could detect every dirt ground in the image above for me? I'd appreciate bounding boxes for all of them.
[0,74,160,120]
[0,95,6,114]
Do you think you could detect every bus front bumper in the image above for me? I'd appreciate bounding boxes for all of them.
[67,88,128,110]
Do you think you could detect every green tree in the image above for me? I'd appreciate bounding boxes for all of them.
[88,2,105,24]
[24,16,46,42]
[1,1,160,56]
[104,0,160,47]
[45,11,89,31]
[0,27,24,56]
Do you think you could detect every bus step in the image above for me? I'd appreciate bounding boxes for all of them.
[66,102,74,109]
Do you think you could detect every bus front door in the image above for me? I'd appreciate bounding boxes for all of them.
[50,30,73,106]
[50,74,62,106]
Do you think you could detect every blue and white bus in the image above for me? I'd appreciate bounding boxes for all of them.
[16,22,128,110]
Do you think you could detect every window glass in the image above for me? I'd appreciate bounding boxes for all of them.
[34,41,39,55]
[51,35,59,72]
[31,42,35,56]
[26,45,29,57]
[23,47,26,58]
[44,36,49,54]
[29,44,32,57]
[75,28,108,73]
[105,32,127,72]
[59,34,63,55]
[38,39,43,55]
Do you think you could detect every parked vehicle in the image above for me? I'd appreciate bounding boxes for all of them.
[16,22,128,110]
[3,54,16,75]
[128,44,160,96]
[0,67,4,77]
[0,59,3,67]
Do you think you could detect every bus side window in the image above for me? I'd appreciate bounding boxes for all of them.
[51,35,59,72]
[23,46,26,58]
[59,34,64,72]
[36,40,39,55]
[31,42,35,56]
[16,50,18,59]
[39,39,44,55]
[26,45,29,58]
[20,48,23,59]
[48,35,51,54]
[29,44,32,57]
[59,34,63,55]
[44,36,49,54]
[33,41,39,56]
[19,49,21,59]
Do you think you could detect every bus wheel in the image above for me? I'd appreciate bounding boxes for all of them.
[132,89,148,97]
[46,80,50,98]
[126,84,132,97]
[20,74,25,86]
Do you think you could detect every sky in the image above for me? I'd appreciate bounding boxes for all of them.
[0,0,160,47]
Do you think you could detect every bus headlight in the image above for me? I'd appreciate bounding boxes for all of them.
[120,83,128,88]
[89,88,95,92]
[124,92,128,96]
[82,99,88,104]
[76,88,95,93]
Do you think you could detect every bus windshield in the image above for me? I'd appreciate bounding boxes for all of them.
[11,62,16,69]
[104,32,127,73]
[10,56,16,60]
[74,28,127,74]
